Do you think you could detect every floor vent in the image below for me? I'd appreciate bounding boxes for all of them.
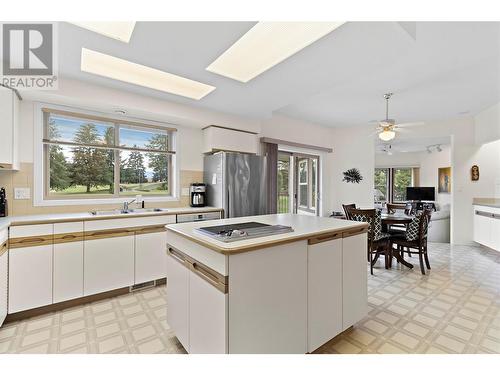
[130,280,156,292]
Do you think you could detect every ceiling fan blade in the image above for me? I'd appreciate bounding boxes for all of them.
[396,121,425,128]
[394,128,413,134]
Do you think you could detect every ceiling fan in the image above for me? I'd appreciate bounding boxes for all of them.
[374,93,422,141]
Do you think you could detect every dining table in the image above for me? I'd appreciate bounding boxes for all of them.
[380,212,414,269]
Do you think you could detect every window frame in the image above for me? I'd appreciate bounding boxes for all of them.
[34,103,179,206]
[374,167,415,204]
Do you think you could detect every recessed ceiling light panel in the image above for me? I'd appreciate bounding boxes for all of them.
[69,22,136,43]
[81,48,216,100]
[206,22,345,82]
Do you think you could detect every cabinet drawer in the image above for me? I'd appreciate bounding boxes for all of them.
[9,224,53,238]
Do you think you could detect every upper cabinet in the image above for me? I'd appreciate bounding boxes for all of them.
[0,86,20,170]
[202,125,258,154]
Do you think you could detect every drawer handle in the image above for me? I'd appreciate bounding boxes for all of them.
[19,237,46,244]
[192,262,219,283]
[61,234,77,240]
[309,232,340,245]
[167,247,186,264]
[90,229,130,237]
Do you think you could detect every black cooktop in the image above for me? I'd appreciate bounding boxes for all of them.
[197,222,270,235]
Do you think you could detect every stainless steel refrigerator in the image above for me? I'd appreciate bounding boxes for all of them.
[204,152,268,218]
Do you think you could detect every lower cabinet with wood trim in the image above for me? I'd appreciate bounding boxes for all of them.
[342,232,368,330]
[8,224,54,314]
[134,215,176,284]
[166,227,368,354]
[53,222,84,303]
[84,235,135,296]
[166,244,228,354]
[307,236,343,352]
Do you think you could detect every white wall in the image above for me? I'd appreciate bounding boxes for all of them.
[419,145,452,208]
[328,125,375,213]
[475,101,500,144]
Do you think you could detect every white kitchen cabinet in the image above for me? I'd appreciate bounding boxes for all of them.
[84,235,135,296]
[53,222,84,303]
[491,214,500,251]
[8,224,54,313]
[189,265,227,354]
[135,231,167,284]
[0,229,8,326]
[202,125,258,154]
[166,246,190,351]
[307,235,343,352]
[473,205,500,251]
[0,86,19,170]
[228,241,308,354]
[134,215,175,284]
[342,232,368,330]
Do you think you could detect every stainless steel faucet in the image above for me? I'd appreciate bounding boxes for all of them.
[123,198,136,211]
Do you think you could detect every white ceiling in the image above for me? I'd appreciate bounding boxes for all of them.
[57,21,500,127]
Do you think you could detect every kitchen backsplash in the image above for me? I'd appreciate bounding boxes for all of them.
[0,163,203,216]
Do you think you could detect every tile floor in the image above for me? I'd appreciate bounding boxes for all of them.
[0,242,499,354]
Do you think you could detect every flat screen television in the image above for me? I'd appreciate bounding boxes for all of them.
[406,187,435,201]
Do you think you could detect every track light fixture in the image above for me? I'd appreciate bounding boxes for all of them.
[427,144,443,153]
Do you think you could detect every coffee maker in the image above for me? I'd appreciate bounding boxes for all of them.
[0,188,7,217]
[189,183,206,207]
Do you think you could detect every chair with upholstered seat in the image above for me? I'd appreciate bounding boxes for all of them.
[390,209,432,275]
[347,208,391,275]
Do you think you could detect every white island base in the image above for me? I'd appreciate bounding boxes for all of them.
[165,214,368,354]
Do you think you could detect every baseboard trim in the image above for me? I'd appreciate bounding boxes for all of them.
[5,278,167,323]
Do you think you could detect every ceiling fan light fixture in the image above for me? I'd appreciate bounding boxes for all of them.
[378,129,396,142]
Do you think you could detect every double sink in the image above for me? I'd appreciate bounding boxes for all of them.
[90,208,168,216]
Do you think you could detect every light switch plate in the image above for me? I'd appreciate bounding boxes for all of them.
[181,187,190,196]
[14,187,31,200]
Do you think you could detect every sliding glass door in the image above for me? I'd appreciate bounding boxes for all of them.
[277,152,320,216]
[277,152,292,213]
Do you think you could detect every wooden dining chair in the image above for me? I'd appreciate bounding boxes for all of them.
[342,204,356,220]
[386,203,407,214]
[390,209,432,275]
[386,203,413,239]
[347,208,391,275]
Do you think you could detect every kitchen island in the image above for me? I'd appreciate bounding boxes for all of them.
[165,213,369,354]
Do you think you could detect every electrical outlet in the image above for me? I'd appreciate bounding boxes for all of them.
[181,187,190,196]
[14,187,30,200]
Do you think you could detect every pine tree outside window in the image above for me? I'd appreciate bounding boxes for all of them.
[42,108,175,199]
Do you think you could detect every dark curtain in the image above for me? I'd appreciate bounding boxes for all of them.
[262,142,278,214]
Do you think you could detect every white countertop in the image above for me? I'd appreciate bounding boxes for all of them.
[0,206,222,231]
[165,213,367,255]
